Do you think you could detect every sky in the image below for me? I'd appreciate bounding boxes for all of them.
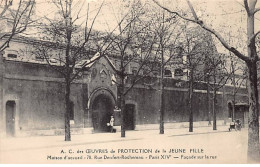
[10,0,260,56]
[32,0,259,50]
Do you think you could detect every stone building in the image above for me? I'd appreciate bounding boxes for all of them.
[0,36,249,137]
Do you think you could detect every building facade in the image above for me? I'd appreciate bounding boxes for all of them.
[0,37,249,137]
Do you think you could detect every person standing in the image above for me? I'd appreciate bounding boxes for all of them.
[110,115,114,133]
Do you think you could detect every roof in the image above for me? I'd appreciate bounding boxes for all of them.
[1,34,118,70]
[75,52,117,72]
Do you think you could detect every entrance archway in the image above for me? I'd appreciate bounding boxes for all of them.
[89,88,116,132]
[6,101,16,137]
[92,94,114,132]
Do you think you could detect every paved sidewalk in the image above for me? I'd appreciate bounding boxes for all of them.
[0,125,234,152]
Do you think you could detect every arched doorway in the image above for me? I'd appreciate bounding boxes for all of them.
[6,101,16,137]
[91,94,114,132]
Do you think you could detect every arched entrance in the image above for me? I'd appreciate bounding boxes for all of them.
[6,101,16,137]
[89,88,116,132]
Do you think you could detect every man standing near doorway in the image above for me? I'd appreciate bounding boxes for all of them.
[109,115,114,133]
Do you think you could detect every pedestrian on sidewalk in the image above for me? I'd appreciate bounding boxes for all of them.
[109,115,115,133]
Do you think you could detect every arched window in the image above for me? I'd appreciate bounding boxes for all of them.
[174,69,183,76]
[164,69,172,77]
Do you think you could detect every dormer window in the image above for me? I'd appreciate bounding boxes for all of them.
[174,69,183,77]
[7,54,17,58]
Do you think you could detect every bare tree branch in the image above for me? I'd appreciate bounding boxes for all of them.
[72,0,85,24]
[186,0,199,20]
[235,76,247,94]
[69,1,104,65]
[70,15,137,82]
[0,0,35,52]
[244,0,250,15]
[0,0,13,17]
[152,0,249,63]
[85,1,104,42]
[254,7,260,14]
[35,45,67,76]
[249,30,260,47]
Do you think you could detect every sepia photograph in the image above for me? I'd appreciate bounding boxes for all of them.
[0,0,260,164]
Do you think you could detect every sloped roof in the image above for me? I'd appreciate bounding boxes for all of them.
[75,52,117,72]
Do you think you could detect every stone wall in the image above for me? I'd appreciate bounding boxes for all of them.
[0,58,249,136]
[125,76,248,126]
[2,60,88,134]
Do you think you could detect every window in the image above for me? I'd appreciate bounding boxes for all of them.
[164,69,172,77]
[132,69,137,75]
[174,69,183,77]
[7,54,17,58]
[132,67,137,75]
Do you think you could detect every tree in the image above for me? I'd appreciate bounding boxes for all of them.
[224,30,248,122]
[180,27,213,132]
[153,0,260,162]
[146,2,185,134]
[207,55,230,130]
[229,54,247,122]
[107,0,159,137]
[0,0,35,52]
[31,0,107,141]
